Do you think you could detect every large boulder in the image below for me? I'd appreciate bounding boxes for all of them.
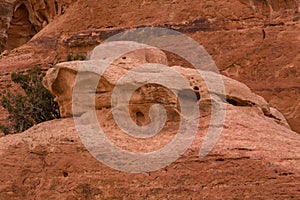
[42,50,290,129]
[43,44,169,117]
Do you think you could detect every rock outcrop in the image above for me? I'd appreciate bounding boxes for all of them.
[42,43,289,129]
[0,0,299,133]
[43,43,169,117]
[0,1,298,198]
[0,80,299,198]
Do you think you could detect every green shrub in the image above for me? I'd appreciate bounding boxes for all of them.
[0,67,60,134]
[66,53,86,61]
[0,125,9,135]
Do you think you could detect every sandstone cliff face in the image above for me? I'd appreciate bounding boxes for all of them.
[0,2,299,197]
[0,0,299,133]
[1,45,299,198]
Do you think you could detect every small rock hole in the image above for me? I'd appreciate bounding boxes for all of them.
[63,171,68,177]
[136,111,145,126]
[195,92,201,101]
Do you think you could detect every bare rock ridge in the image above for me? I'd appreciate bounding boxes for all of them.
[0,47,299,198]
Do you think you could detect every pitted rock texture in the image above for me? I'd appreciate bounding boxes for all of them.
[0,100,299,198]
[42,44,169,117]
[0,0,299,133]
[0,0,299,198]
[42,52,290,130]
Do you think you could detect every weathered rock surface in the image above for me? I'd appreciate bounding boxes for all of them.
[0,0,71,52]
[1,38,299,199]
[0,95,299,199]
[0,0,299,133]
[0,1,299,197]
[43,43,169,117]
[42,46,289,130]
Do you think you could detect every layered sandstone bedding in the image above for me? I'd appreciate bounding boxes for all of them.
[0,0,299,199]
[0,87,299,199]
[0,0,299,133]
[0,43,299,199]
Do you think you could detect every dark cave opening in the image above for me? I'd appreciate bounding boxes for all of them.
[5,4,37,50]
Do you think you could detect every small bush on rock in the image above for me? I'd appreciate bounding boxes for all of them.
[0,67,60,134]
[67,53,86,61]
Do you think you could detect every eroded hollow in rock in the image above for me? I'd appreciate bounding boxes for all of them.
[135,111,145,126]
[193,86,201,101]
[226,97,254,107]
[5,4,37,50]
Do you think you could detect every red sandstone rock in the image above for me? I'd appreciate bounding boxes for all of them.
[0,1,299,198]
[0,102,299,198]
[0,0,299,133]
